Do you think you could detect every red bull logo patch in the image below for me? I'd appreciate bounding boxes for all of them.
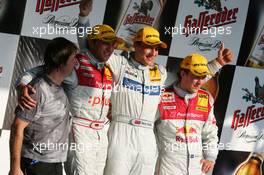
[176,125,198,143]
[162,92,175,102]
[176,125,197,135]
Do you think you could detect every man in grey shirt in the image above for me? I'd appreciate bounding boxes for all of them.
[9,37,78,175]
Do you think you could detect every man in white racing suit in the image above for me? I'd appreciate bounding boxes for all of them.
[155,54,219,175]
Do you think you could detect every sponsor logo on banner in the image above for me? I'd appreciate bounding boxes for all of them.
[123,0,155,25]
[117,0,163,49]
[42,14,78,28]
[219,67,264,152]
[183,6,239,37]
[189,37,222,51]
[35,0,81,14]
[236,129,264,143]
[231,77,264,131]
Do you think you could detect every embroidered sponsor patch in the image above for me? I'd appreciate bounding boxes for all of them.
[161,92,175,102]
[195,106,208,112]
[149,66,161,82]
[197,93,208,107]
[163,106,176,110]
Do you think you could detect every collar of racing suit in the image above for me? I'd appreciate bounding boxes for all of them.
[85,49,105,70]
[173,82,197,105]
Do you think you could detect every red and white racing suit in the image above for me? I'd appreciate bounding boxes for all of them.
[155,83,218,175]
[103,54,167,175]
[66,51,113,175]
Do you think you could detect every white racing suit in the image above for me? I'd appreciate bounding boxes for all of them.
[155,83,219,175]
[76,15,222,175]
[103,53,167,175]
[17,51,112,175]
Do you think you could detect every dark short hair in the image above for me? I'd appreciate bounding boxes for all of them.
[177,68,189,82]
[44,37,78,72]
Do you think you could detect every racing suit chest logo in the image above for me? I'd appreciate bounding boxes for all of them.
[88,96,111,107]
[176,125,199,143]
[159,89,210,121]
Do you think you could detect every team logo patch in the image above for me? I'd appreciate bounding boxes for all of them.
[161,92,175,102]
[149,66,161,82]
[196,93,208,112]
[197,93,208,107]
[175,125,199,143]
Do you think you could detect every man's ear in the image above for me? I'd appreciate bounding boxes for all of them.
[180,70,185,77]
[87,39,95,50]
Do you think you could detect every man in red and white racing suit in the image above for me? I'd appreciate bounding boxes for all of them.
[16,25,123,175]
[156,54,219,175]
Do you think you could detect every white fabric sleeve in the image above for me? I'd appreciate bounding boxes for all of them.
[77,15,90,53]
[15,65,45,88]
[208,59,222,76]
[202,104,219,163]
